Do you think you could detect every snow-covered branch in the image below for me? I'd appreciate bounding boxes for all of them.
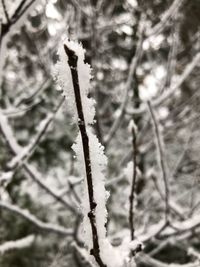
[127,52,200,116]
[0,109,78,214]
[148,101,169,222]
[146,0,185,37]
[129,121,138,241]
[55,38,143,267]
[7,97,64,169]
[104,25,144,145]
[136,253,199,267]
[59,40,107,267]
[0,235,35,255]
[0,201,74,236]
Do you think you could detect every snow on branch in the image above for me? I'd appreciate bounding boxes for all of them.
[55,38,142,267]
[127,52,200,116]
[0,0,38,86]
[56,39,107,267]
[147,101,169,223]
[136,252,199,267]
[104,25,144,145]
[0,201,74,236]
[146,0,185,37]
[0,109,78,214]
[0,235,35,255]
[7,98,64,169]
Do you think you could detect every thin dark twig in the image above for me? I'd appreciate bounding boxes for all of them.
[1,0,36,38]
[68,179,81,204]
[129,122,137,240]
[64,44,106,267]
[104,24,144,145]
[12,0,36,23]
[147,101,169,223]
[11,0,27,22]
[1,0,10,24]
[0,110,78,214]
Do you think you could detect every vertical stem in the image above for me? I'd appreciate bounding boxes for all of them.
[1,0,10,24]
[129,124,137,240]
[147,101,169,223]
[64,44,106,267]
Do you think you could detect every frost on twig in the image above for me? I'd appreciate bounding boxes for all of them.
[0,235,35,255]
[56,39,107,267]
[55,39,141,267]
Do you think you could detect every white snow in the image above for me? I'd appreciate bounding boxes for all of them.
[0,235,35,254]
[55,38,140,266]
[55,38,95,125]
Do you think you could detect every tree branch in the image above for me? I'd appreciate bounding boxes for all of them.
[129,122,137,241]
[0,235,35,255]
[147,101,169,223]
[0,201,74,236]
[1,0,10,24]
[64,44,106,267]
[104,25,144,145]
[0,110,78,215]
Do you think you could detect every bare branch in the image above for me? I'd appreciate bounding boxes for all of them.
[129,122,138,241]
[1,0,10,24]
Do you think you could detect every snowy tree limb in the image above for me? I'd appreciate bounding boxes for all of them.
[104,24,144,145]
[136,253,199,267]
[148,101,169,223]
[146,0,185,37]
[0,110,78,215]
[7,97,64,169]
[0,235,35,255]
[63,43,106,267]
[0,201,74,236]
[127,52,200,116]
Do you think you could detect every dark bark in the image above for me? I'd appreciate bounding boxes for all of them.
[64,44,106,267]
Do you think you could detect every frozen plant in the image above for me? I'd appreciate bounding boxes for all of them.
[55,39,141,267]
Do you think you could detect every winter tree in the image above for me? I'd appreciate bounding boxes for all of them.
[0,0,200,267]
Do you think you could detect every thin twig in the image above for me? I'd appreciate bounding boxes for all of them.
[1,0,10,24]
[159,17,179,95]
[104,24,144,145]
[7,97,65,169]
[147,101,169,223]
[0,110,78,214]
[129,122,137,240]
[146,0,185,37]
[64,44,106,267]
[127,52,200,116]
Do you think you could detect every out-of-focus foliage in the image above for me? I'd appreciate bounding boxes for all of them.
[0,0,200,266]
